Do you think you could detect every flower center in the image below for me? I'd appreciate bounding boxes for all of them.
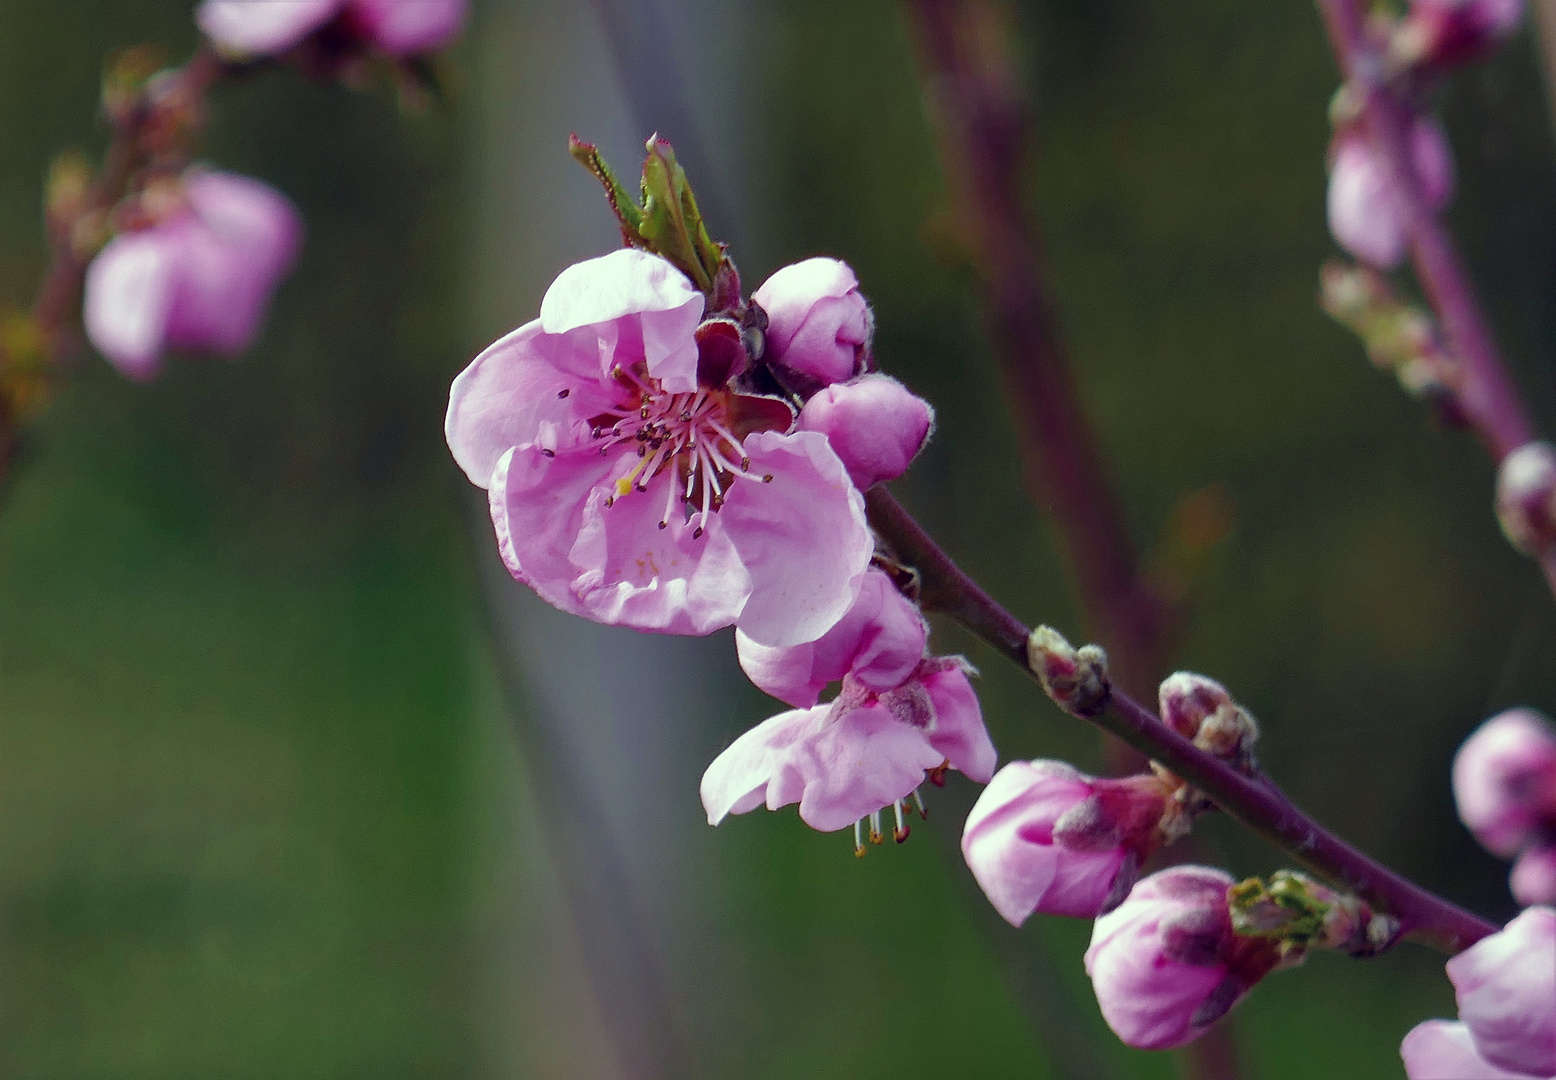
[589,364,772,537]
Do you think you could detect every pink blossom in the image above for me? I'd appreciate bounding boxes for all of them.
[83,170,301,381]
[751,257,872,391]
[1406,0,1524,67]
[1085,866,1279,1050]
[735,566,927,709]
[446,249,873,647]
[1327,118,1455,269]
[962,761,1173,924]
[1453,709,1556,859]
[196,0,466,58]
[1402,1020,1547,1080]
[797,374,934,490]
[1447,907,1556,1077]
[701,657,996,845]
[1513,846,1556,907]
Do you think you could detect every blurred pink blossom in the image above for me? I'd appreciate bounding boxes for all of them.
[446,249,873,647]
[196,0,466,58]
[701,657,996,845]
[83,169,301,381]
[1327,117,1454,269]
[798,373,934,490]
[1406,0,1524,67]
[1453,709,1556,858]
[962,760,1173,924]
[1513,846,1556,907]
[752,257,872,391]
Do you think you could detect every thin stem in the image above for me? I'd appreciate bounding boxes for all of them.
[1316,0,1536,463]
[868,486,1498,955]
[900,0,1171,703]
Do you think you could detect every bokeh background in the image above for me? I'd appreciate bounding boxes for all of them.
[2,0,1554,1077]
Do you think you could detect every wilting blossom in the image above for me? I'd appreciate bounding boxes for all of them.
[736,566,927,709]
[963,761,1176,924]
[1085,866,1282,1050]
[1402,1021,1549,1080]
[196,0,466,59]
[752,257,872,391]
[1453,709,1556,857]
[797,374,934,491]
[83,169,301,381]
[1327,117,1454,269]
[446,248,873,647]
[1446,907,1556,1077]
[701,657,996,850]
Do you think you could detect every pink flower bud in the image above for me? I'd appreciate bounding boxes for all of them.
[1452,709,1556,858]
[1402,1020,1539,1079]
[1327,118,1454,269]
[1159,671,1233,738]
[962,760,1173,924]
[1446,906,1556,1077]
[1084,866,1280,1050]
[736,566,928,708]
[1497,442,1556,557]
[797,374,933,490]
[751,257,872,390]
[196,0,465,59]
[1512,846,1556,908]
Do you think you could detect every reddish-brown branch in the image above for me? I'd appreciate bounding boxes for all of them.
[868,487,1499,955]
[901,0,1171,704]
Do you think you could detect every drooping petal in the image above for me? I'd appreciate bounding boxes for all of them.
[1448,907,1556,1077]
[444,320,614,488]
[721,430,871,649]
[349,0,466,54]
[539,249,704,393]
[1328,133,1409,269]
[963,760,1129,924]
[82,229,180,381]
[920,660,997,783]
[1402,1020,1538,1080]
[487,448,526,583]
[783,701,945,831]
[701,707,825,826]
[196,0,342,57]
[735,566,927,707]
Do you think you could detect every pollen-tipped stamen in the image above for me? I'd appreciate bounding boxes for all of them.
[892,800,910,843]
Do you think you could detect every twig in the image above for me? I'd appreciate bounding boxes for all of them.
[901,0,1172,703]
[1316,0,1556,594]
[867,486,1498,955]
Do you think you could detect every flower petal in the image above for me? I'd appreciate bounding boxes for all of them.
[1402,1020,1535,1080]
[1448,906,1556,1077]
[788,701,945,831]
[196,0,341,56]
[722,430,871,649]
[83,230,179,381]
[349,0,466,54]
[701,707,826,825]
[922,660,997,783]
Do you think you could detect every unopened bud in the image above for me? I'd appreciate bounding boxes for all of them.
[1496,442,1556,556]
[1229,870,1399,958]
[751,258,873,393]
[1452,708,1556,858]
[798,373,934,490]
[1027,626,1110,717]
[1157,671,1258,769]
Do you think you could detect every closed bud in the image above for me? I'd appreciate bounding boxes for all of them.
[1085,866,1285,1050]
[1452,708,1556,858]
[1327,119,1454,270]
[1027,626,1110,717]
[1496,442,1556,557]
[751,257,873,392]
[1157,671,1258,769]
[1512,846,1556,907]
[962,761,1180,924]
[797,373,933,490]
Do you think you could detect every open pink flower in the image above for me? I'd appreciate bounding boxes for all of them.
[446,249,873,647]
[963,761,1174,924]
[1327,118,1454,269]
[701,657,996,849]
[1402,1020,1549,1079]
[1447,907,1556,1077]
[735,566,927,708]
[752,257,872,392]
[83,170,301,381]
[1085,866,1281,1050]
[1454,709,1556,858]
[197,0,466,58]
